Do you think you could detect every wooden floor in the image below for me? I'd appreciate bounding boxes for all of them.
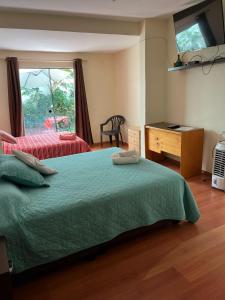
[90,141,128,151]
[13,146,225,300]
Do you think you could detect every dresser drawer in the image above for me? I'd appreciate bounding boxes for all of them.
[148,129,162,153]
[147,128,181,156]
[160,131,181,156]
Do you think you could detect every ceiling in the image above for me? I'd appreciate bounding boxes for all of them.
[0,0,202,53]
[0,0,202,19]
[0,29,139,52]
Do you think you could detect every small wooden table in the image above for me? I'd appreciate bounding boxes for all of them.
[145,122,204,179]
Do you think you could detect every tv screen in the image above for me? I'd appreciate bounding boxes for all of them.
[173,0,225,52]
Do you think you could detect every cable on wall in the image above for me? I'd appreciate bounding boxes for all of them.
[184,45,224,76]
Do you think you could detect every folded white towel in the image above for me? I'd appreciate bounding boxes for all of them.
[112,153,140,165]
[119,150,137,157]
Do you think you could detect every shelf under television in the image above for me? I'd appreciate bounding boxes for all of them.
[168,57,225,72]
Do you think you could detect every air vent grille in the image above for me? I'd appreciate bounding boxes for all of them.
[213,149,225,178]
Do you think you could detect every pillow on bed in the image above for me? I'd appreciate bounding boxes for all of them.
[0,130,17,144]
[12,150,57,175]
[0,155,49,187]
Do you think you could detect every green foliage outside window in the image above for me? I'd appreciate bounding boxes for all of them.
[20,69,75,134]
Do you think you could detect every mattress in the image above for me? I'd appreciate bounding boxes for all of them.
[0,148,200,273]
[3,132,90,160]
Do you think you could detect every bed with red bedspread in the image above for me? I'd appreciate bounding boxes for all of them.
[3,132,91,160]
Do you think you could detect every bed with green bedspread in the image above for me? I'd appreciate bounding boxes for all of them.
[0,148,200,273]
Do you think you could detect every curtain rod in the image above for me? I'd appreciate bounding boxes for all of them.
[0,58,87,62]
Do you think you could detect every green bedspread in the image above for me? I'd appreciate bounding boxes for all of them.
[0,148,200,273]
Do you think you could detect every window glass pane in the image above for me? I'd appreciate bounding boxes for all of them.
[19,68,75,135]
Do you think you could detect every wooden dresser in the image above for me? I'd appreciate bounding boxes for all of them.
[145,122,204,179]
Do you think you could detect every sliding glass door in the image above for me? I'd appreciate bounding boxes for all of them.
[19,68,75,135]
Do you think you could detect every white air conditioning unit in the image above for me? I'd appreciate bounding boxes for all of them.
[212,141,225,191]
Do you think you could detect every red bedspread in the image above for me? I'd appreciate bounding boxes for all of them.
[3,133,91,160]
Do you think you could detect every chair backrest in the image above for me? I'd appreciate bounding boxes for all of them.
[108,115,125,130]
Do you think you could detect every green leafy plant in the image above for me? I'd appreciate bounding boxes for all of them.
[20,69,75,134]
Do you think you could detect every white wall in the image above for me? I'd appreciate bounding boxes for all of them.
[0,58,10,132]
[166,18,225,172]
[113,20,167,150]
[144,20,167,125]
[0,10,140,36]
[0,50,115,143]
[113,44,141,142]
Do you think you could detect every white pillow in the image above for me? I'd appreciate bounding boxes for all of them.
[12,150,57,175]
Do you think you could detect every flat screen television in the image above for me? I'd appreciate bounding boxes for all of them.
[173,0,225,53]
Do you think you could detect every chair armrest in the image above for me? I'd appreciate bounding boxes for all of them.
[100,120,109,126]
[101,116,113,130]
[100,121,108,131]
[0,236,12,300]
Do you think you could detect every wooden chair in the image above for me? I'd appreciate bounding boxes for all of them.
[100,115,125,147]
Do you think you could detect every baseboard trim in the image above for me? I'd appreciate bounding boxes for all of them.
[93,142,128,147]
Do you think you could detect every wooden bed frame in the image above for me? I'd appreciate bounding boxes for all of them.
[0,236,12,300]
[0,220,179,299]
